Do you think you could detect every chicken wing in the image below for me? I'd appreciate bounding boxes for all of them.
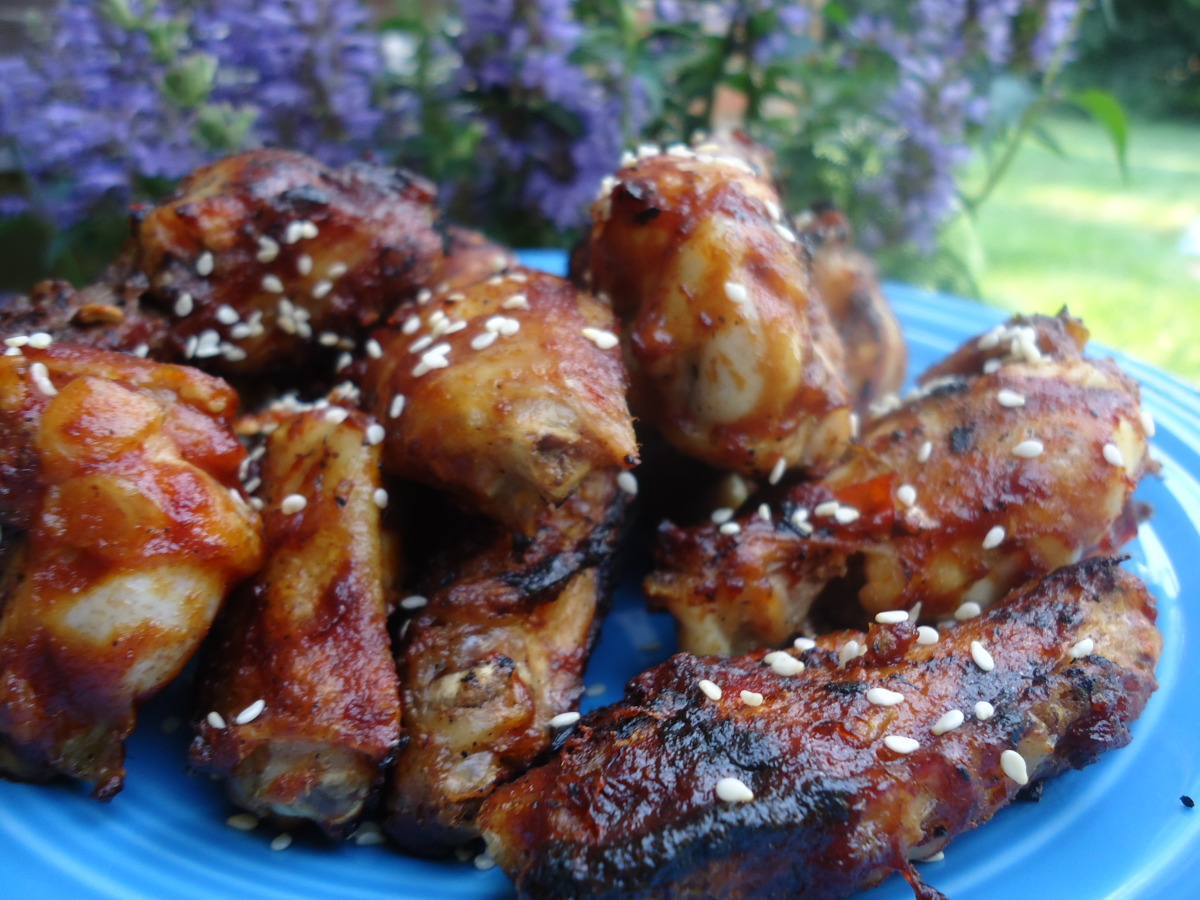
[0,343,263,798]
[188,406,401,837]
[362,267,637,534]
[479,558,1160,900]
[647,312,1152,654]
[580,144,852,477]
[385,468,630,854]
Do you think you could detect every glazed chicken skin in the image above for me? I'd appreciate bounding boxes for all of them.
[386,469,630,854]
[0,344,263,799]
[362,267,637,534]
[796,203,906,417]
[188,406,401,837]
[480,559,1161,900]
[581,144,852,478]
[647,313,1152,654]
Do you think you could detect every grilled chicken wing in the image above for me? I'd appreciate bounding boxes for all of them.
[580,144,852,478]
[647,313,1152,654]
[0,344,263,798]
[796,204,906,416]
[385,469,630,853]
[188,406,401,837]
[362,267,637,534]
[480,558,1160,900]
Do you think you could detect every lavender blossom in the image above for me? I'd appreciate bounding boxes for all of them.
[1029,0,1083,70]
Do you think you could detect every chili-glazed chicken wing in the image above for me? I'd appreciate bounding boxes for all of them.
[580,144,852,478]
[647,313,1152,654]
[362,267,637,534]
[480,558,1160,900]
[0,343,263,799]
[385,469,631,854]
[188,406,401,837]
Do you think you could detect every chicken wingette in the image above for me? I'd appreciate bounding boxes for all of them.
[0,343,263,798]
[480,558,1160,900]
[188,406,401,837]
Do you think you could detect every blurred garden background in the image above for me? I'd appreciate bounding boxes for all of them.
[0,1,1197,381]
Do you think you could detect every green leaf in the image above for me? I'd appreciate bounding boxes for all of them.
[1028,122,1067,158]
[162,53,217,109]
[1066,89,1129,179]
[192,103,258,153]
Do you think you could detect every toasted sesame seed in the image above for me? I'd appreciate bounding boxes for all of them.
[368,487,388,510]
[849,412,860,439]
[226,813,259,831]
[768,456,787,485]
[834,506,860,524]
[897,484,917,507]
[256,235,280,262]
[389,394,406,418]
[270,833,292,851]
[473,854,496,871]
[814,500,840,517]
[234,699,265,725]
[283,221,305,244]
[353,823,386,846]
[311,280,333,300]
[1069,637,1094,659]
[335,351,352,371]
[698,679,722,700]
[970,640,995,672]
[793,636,816,652]
[412,343,451,377]
[196,251,214,277]
[1013,439,1044,458]
[470,331,498,350]
[400,315,421,336]
[363,423,384,447]
[3,335,28,347]
[977,328,1002,350]
[1102,442,1124,467]
[982,525,1006,550]
[183,335,199,358]
[762,650,805,676]
[549,711,581,729]
[716,776,754,803]
[875,610,910,625]
[27,332,52,349]
[724,281,749,305]
[581,326,620,350]
[206,711,227,729]
[409,334,434,354]
[415,287,432,305]
[318,331,340,347]
[296,254,313,276]
[617,471,638,496]
[997,389,1026,408]
[215,304,240,326]
[711,507,734,524]
[1000,749,1029,785]
[502,294,530,310]
[774,223,797,243]
[954,602,982,621]
[915,850,945,863]
[983,358,1003,374]
[884,735,920,754]
[1140,409,1156,437]
[262,274,285,293]
[323,407,350,424]
[719,522,742,536]
[918,440,933,463]
[171,290,194,316]
[974,700,995,720]
[866,687,905,707]
[29,362,57,397]
[931,709,965,735]
[396,595,426,612]
[365,338,383,359]
[740,690,764,707]
[838,640,861,668]
[917,626,939,645]
[280,494,307,514]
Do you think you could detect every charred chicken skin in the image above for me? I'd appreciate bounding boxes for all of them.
[385,468,631,853]
[480,558,1160,900]
[0,344,263,798]
[647,312,1152,654]
[363,267,637,535]
[189,406,401,837]
[581,144,852,478]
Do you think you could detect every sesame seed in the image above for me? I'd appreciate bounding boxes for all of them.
[774,223,797,243]
[1069,637,1094,659]
[915,851,945,863]
[793,637,816,652]
[389,394,406,418]
[954,602,982,621]
[875,610,910,625]
[1013,439,1044,458]
[711,507,734,524]
[740,690,764,707]
[400,594,427,610]
[296,254,313,276]
[834,506,860,525]
[324,407,350,424]
[195,329,222,358]
[617,471,638,496]
[256,235,280,262]
[584,683,606,697]
[365,423,385,446]
[1140,409,1156,437]
[243,476,261,494]
[814,500,840,517]
[866,687,905,707]
[1102,442,1124,467]
[299,220,319,239]
[970,640,995,672]
[283,221,305,244]
[897,484,917,507]
[28,332,52,349]
[931,709,965,735]
[234,699,265,725]
[365,338,383,359]
[184,335,199,358]
[262,274,285,293]
[916,626,939,645]
[502,294,530,310]
[974,700,995,720]
[412,343,451,377]
[715,777,754,803]
[29,362,57,397]
[883,735,920,754]
[724,281,749,305]
[326,261,348,279]
[485,315,521,337]
[719,522,741,536]
[335,351,352,371]
[1000,749,1029,785]
[206,711,227,729]
[698,679,722,700]
[353,823,386,846]
[997,389,1026,408]
[401,315,421,336]
[763,650,805,676]
[838,640,860,668]
[548,711,581,729]
[409,334,434,353]
[982,525,1006,550]
[311,280,333,299]
[280,494,307,514]
[195,251,214,277]
[470,331,498,351]
[415,288,432,305]
[768,456,787,485]
[918,440,933,463]
[215,304,240,325]
[226,813,259,831]
[174,292,195,317]
[318,331,340,347]
[4,335,28,347]
[270,833,292,851]
[977,328,1001,350]
[373,488,389,509]
[983,358,1003,374]
[581,326,619,350]
[473,854,496,871]
[849,412,860,439]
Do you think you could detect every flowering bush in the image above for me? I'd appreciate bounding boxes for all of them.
[0,0,1124,290]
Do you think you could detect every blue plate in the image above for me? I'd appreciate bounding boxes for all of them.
[3,251,1199,899]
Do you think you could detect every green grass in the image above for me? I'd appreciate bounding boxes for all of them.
[967,114,1200,384]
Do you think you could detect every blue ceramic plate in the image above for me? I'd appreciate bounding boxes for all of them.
[3,250,1199,899]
